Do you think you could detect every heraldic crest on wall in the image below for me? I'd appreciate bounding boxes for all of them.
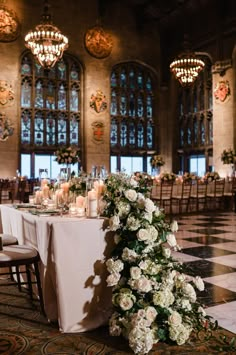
[214,80,231,103]
[84,25,113,59]
[0,5,21,42]
[0,80,15,107]
[90,89,107,113]
[0,112,14,141]
[92,121,104,144]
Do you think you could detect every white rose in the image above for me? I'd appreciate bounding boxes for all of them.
[130,266,142,279]
[145,198,156,213]
[142,212,153,223]
[166,233,177,247]
[118,293,135,311]
[147,225,158,242]
[170,220,178,232]
[109,215,120,231]
[130,178,138,187]
[194,276,205,291]
[168,311,182,327]
[135,276,152,293]
[145,306,157,322]
[106,272,121,287]
[124,189,137,202]
[106,258,124,273]
[137,228,149,241]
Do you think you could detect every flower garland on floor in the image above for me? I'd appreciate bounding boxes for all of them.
[101,173,216,354]
[54,146,80,165]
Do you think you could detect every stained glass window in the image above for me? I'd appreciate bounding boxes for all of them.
[110,62,155,173]
[20,53,81,177]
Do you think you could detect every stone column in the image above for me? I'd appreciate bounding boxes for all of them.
[212,59,235,177]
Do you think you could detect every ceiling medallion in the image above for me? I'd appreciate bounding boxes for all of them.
[0,5,21,42]
[84,25,113,59]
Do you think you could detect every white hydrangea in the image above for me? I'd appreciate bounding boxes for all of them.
[169,323,192,345]
[153,289,175,307]
[122,247,138,262]
[126,215,141,231]
[128,326,154,354]
[117,201,131,219]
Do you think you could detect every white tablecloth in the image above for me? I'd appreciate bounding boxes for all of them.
[0,205,113,333]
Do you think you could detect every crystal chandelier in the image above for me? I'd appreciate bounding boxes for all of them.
[25,0,68,70]
[170,37,205,87]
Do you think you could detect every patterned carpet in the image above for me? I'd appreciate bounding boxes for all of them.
[0,211,236,354]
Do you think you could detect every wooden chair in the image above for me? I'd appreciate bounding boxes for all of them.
[172,180,192,214]
[0,242,45,314]
[223,177,236,211]
[190,179,207,211]
[152,180,174,214]
[0,179,16,204]
[206,178,225,210]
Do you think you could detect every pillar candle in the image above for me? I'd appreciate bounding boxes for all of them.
[76,195,85,208]
[87,189,98,217]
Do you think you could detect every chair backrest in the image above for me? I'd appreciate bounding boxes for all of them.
[197,180,207,196]
[181,180,192,198]
[214,179,225,196]
[160,181,174,200]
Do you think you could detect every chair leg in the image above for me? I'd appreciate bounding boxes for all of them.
[15,266,22,292]
[26,265,33,299]
[34,262,45,315]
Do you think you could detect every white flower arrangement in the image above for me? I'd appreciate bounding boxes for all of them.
[150,154,165,168]
[54,146,80,165]
[159,171,177,182]
[204,171,220,182]
[101,173,215,354]
[221,148,236,165]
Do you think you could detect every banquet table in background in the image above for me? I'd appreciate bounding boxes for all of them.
[0,205,113,333]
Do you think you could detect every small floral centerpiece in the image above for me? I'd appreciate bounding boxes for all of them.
[150,154,165,168]
[54,146,80,165]
[101,173,215,354]
[204,171,220,182]
[159,171,177,182]
[221,148,236,165]
[183,172,198,182]
[69,175,87,195]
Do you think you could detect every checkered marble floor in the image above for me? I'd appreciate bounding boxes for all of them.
[172,211,236,334]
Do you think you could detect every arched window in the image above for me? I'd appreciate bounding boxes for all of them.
[178,55,212,175]
[110,62,156,174]
[20,53,81,178]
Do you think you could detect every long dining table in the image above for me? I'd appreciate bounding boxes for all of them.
[0,204,113,333]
